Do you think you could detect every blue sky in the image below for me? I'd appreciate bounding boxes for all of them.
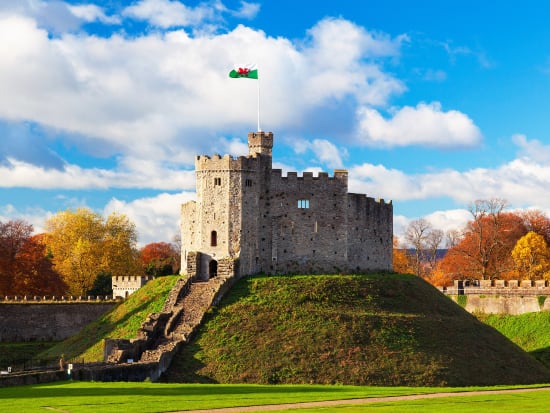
[1,0,550,246]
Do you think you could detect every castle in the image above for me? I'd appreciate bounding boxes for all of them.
[180,131,393,279]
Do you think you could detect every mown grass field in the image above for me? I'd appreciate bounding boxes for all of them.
[1,382,549,413]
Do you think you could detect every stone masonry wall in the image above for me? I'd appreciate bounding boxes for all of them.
[181,131,393,278]
[0,302,116,342]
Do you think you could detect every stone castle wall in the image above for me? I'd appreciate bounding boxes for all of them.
[441,279,550,314]
[181,131,393,278]
[0,302,116,342]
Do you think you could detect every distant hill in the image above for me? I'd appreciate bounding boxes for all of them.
[162,273,549,386]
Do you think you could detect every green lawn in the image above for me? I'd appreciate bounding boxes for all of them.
[0,382,548,413]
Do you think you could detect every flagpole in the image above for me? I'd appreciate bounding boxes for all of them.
[257,72,262,132]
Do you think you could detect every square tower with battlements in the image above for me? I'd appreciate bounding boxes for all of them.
[181,131,393,280]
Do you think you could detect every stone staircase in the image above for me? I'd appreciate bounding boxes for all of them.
[102,272,237,380]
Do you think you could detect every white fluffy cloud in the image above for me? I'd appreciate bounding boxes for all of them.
[68,4,120,24]
[292,138,347,169]
[0,158,195,190]
[356,102,482,148]
[104,191,196,245]
[0,13,410,165]
[349,151,550,208]
[513,134,550,163]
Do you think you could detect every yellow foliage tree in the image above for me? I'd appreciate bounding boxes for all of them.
[511,231,550,281]
[44,208,139,296]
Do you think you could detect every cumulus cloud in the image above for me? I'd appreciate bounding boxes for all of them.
[356,102,482,148]
[104,191,196,245]
[68,4,120,24]
[122,0,215,28]
[0,158,196,190]
[0,13,410,165]
[292,138,347,169]
[512,134,550,163]
[349,156,550,208]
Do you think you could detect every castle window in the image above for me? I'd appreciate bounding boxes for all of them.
[210,231,217,247]
[245,179,253,187]
[214,177,221,186]
[298,199,310,209]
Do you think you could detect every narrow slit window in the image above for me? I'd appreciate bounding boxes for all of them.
[214,177,221,186]
[298,199,310,209]
[211,230,217,246]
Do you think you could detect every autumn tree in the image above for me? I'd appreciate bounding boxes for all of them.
[392,237,413,274]
[403,218,443,278]
[44,208,139,296]
[511,231,550,280]
[445,199,527,280]
[0,219,33,294]
[13,234,67,296]
[139,242,180,276]
[519,209,550,245]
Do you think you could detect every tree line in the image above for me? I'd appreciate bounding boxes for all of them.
[0,208,180,297]
[394,199,550,286]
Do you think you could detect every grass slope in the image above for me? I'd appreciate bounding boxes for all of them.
[478,311,550,370]
[163,273,550,386]
[39,275,178,362]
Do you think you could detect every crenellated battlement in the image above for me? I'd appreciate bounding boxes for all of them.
[195,153,261,172]
[271,169,347,181]
[181,131,393,278]
[0,295,117,303]
[112,275,153,299]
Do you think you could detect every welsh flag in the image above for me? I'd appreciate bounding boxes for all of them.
[229,64,258,79]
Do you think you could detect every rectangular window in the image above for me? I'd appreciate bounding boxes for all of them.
[214,177,221,186]
[298,199,310,209]
[245,179,253,187]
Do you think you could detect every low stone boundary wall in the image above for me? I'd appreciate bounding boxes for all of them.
[0,296,116,302]
[440,279,550,296]
[0,302,117,342]
[0,369,67,387]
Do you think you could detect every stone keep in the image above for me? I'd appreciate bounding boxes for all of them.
[181,131,393,279]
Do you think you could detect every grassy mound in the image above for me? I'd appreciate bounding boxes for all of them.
[163,273,549,386]
[478,311,550,370]
[39,275,178,362]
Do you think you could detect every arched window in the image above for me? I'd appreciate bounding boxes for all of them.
[211,230,217,246]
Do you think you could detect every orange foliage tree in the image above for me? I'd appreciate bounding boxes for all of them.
[0,220,66,296]
[392,237,413,274]
[437,201,550,282]
[139,242,180,277]
[13,234,67,296]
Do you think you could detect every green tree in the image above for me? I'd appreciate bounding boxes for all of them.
[511,231,550,280]
[44,208,140,296]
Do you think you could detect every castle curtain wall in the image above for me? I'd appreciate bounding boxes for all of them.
[180,132,393,278]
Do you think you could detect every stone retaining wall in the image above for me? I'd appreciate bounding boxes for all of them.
[0,302,117,342]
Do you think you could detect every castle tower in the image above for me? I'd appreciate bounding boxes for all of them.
[248,131,273,157]
[180,129,393,280]
[180,132,275,279]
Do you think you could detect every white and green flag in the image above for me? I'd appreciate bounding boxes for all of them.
[229,63,258,79]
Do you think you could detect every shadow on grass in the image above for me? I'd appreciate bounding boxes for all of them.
[531,347,550,370]
[2,382,357,399]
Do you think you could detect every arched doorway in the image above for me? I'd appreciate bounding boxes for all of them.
[209,259,218,278]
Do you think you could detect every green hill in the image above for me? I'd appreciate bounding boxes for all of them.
[39,275,178,362]
[478,311,550,370]
[162,273,550,386]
